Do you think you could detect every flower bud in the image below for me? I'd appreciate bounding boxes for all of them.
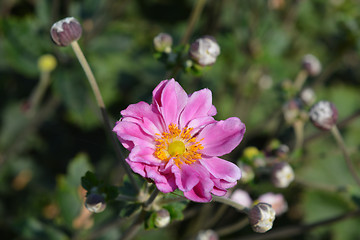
[258,193,288,216]
[282,99,302,124]
[196,229,219,240]
[248,203,276,233]
[85,193,106,213]
[243,146,260,160]
[38,54,57,72]
[309,101,338,130]
[302,54,322,76]
[153,33,173,53]
[271,162,294,188]
[50,17,82,47]
[300,88,316,106]
[154,209,171,228]
[276,144,289,159]
[230,189,253,208]
[189,36,220,66]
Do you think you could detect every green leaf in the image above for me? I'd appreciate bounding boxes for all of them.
[119,203,141,218]
[67,153,93,187]
[81,171,99,192]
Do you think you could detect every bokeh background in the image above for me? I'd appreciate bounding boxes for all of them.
[1,0,360,239]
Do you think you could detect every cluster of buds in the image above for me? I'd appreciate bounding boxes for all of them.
[50,17,82,47]
[309,101,338,130]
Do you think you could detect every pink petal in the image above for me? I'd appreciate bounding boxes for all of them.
[179,89,216,128]
[200,157,241,183]
[187,116,216,134]
[128,146,161,166]
[126,160,146,177]
[120,101,164,136]
[211,187,227,196]
[152,79,188,126]
[113,121,154,150]
[172,164,200,192]
[145,165,177,193]
[183,178,214,202]
[198,117,246,156]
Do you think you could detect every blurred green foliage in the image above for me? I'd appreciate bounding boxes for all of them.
[1,0,360,239]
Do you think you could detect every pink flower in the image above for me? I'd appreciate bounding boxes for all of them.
[113,79,245,202]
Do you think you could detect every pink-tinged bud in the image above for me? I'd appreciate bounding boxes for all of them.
[50,17,82,47]
[154,209,171,228]
[302,54,322,76]
[196,229,219,240]
[258,193,288,216]
[153,33,173,53]
[248,203,276,233]
[85,193,106,213]
[189,36,220,66]
[230,189,253,208]
[309,101,338,130]
[271,162,294,188]
[300,88,316,106]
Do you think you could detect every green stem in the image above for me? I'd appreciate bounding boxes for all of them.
[293,69,308,91]
[70,41,139,191]
[216,217,248,237]
[330,125,360,186]
[293,120,304,150]
[212,195,250,214]
[180,0,207,45]
[28,70,51,116]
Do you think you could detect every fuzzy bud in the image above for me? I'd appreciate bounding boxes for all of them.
[271,162,294,188]
[248,203,276,233]
[189,36,220,66]
[302,54,322,76]
[309,101,338,130]
[153,33,173,53]
[85,193,106,213]
[258,193,288,216]
[50,17,82,47]
[154,209,171,228]
[300,88,316,106]
[196,229,219,240]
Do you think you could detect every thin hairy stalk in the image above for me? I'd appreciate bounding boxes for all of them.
[330,125,360,186]
[293,69,308,91]
[212,195,250,214]
[70,41,138,191]
[28,71,51,116]
[237,210,360,240]
[216,217,248,237]
[293,120,304,150]
[180,0,207,45]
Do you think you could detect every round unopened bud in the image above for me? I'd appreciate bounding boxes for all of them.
[38,54,57,72]
[50,17,82,47]
[189,36,220,66]
[300,88,316,106]
[282,99,302,124]
[85,193,106,213]
[271,162,294,188]
[302,54,322,76]
[248,203,276,233]
[230,189,253,208]
[196,229,219,240]
[309,101,338,130]
[258,193,288,216]
[154,209,171,228]
[153,33,173,53]
[276,144,289,159]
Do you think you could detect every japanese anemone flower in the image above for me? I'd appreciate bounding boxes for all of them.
[113,79,245,202]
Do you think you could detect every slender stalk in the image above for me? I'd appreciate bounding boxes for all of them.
[293,69,308,91]
[293,120,304,150]
[330,125,360,186]
[28,70,51,116]
[238,210,360,240]
[205,204,228,228]
[212,195,250,214]
[216,217,248,237]
[180,0,207,45]
[70,41,138,191]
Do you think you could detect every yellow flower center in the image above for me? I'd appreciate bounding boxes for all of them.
[154,123,203,168]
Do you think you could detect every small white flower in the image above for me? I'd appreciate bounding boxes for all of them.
[271,162,294,188]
